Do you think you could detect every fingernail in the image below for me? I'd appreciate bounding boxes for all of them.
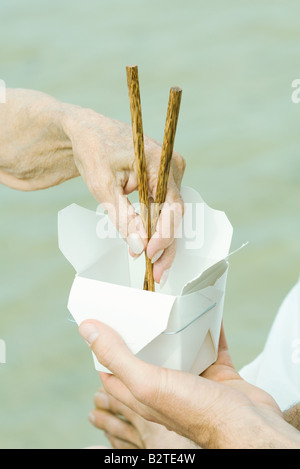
[79,323,100,347]
[127,233,145,255]
[95,391,109,409]
[88,412,96,424]
[151,249,164,264]
[160,270,170,288]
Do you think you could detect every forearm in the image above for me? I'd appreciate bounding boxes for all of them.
[192,409,300,449]
[0,88,79,191]
[234,416,300,449]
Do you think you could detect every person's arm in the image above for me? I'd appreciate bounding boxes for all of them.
[284,404,300,431]
[0,89,79,191]
[78,320,300,449]
[0,89,186,283]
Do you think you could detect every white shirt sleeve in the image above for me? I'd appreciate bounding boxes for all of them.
[239,278,300,411]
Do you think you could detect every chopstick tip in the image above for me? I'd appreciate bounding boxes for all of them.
[171,86,182,94]
[126,64,138,70]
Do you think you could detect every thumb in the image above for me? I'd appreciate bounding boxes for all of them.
[78,320,145,384]
[78,320,168,422]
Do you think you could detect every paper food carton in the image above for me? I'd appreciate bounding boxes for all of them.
[58,187,233,375]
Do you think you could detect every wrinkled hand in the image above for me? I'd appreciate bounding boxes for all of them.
[64,109,186,284]
[0,89,185,284]
[78,321,300,449]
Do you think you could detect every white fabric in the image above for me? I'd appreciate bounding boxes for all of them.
[240,278,300,411]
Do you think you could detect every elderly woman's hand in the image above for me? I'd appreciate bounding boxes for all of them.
[63,108,186,284]
[0,89,186,283]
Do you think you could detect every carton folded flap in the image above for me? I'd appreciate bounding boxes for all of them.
[68,276,177,355]
[164,187,233,297]
[181,260,229,296]
[58,204,123,274]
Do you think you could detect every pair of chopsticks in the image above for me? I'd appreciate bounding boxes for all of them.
[126,65,182,292]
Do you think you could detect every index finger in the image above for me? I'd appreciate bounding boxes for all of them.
[147,181,184,261]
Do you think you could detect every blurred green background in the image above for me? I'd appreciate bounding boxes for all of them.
[0,0,299,449]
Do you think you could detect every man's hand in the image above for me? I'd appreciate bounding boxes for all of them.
[78,320,300,449]
[0,89,185,283]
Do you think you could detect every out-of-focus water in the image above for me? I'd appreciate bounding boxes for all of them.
[0,0,299,449]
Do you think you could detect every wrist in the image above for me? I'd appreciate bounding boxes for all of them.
[60,101,106,143]
[59,102,111,186]
[208,409,300,449]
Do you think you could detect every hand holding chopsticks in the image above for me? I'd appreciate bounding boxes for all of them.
[126,65,182,292]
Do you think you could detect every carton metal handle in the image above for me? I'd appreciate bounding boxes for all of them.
[163,303,217,336]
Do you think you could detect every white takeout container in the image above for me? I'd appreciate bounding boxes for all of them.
[58,187,233,375]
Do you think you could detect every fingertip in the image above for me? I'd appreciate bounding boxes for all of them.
[153,264,168,285]
[79,321,101,347]
[129,247,137,258]
[146,234,164,260]
[127,233,146,255]
[88,411,97,425]
[128,247,144,261]
[151,249,164,264]
[159,270,170,288]
[152,242,176,284]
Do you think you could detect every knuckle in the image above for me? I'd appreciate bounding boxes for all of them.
[137,406,156,423]
[132,370,156,404]
[175,196,185,217]
[87,177,105,200]
[95,343,115,371]
[87,171,114,202]
[147,171,159,197]
[133,366,169,409]
[133,381,153,404]
[168,193,185,218]
[105,416,119,435]
[173,151,186,174]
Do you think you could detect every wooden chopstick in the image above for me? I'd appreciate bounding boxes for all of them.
[126,66,182,292]
[143,86,182,290]
[151,86,182,235]
[142,87,182,290]
[126,65,155,292]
